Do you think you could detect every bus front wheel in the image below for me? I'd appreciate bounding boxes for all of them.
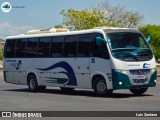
[130,88,148,95]
[27,74,46,92]
[93,77,113,97]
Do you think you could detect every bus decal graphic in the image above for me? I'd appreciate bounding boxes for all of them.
[8,60,22,70]
[36,61,77,86]
[143,63,150,68]
[16,60,22,70]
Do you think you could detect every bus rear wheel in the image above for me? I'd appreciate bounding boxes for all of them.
[130,88,148,96]
[93,77,113,97]
[27,74,46,92]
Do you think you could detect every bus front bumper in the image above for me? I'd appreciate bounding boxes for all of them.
[112,70,157,90]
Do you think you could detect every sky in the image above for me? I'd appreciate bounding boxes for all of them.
[0,0,160,39]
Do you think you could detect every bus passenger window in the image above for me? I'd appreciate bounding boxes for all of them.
[15,39,26,58]
[26,38,39,58]
[64,36,77,57]
[51,36,64,57]
[39,37,51,57]
[5,40,16,58]
[77,34,92,57]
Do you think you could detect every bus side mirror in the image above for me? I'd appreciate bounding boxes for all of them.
[95,37,107,46]
[95,37,102,46]
[147,36,151,44]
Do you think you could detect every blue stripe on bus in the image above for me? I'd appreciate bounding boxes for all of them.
[36,61,77,86]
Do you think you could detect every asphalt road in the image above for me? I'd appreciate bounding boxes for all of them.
[0,72,160,120]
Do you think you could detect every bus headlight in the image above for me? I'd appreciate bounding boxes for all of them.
[114,69,127,75]
[151,68,156,74]
[121,70,127,75]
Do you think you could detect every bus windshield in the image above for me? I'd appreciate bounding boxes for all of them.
[106,32,153,61]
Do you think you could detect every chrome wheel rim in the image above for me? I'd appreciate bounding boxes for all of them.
[30,78,36,90]
[96,81,106,93]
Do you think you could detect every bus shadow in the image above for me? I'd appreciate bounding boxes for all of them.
[3,88,154,98]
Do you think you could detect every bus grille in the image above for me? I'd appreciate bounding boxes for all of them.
[129,69,150,75]
[133,78,148,84]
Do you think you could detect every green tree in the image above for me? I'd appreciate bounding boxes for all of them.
[54,25,63,28]
[60,8,108,30]
[139,25,160,60]
[60,1,143,30]
[0,48,3,60]
[97,0,144,28]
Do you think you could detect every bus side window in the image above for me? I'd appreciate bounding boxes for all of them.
[92,33,110,59]
[39,37,51,58]
[15,39,27,58]
[5,39,16,58]
[26,38,39,58]
[51,36,64,58]
[77,34,92,57]
[64,36,77,57]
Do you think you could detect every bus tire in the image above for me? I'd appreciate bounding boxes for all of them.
[60,87,75,92]
[93,77,113,97]
[27,74,39,92]
[130,88,148,96]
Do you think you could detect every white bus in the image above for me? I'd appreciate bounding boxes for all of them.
[3,27,157,96]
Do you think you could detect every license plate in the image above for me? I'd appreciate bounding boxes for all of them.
[137,76,145,80]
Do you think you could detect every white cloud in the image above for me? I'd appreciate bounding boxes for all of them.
[0,22,34,39]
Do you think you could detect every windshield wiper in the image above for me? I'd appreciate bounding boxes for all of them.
[120,54,139,61]
[112,48,137,51]
[124,54,138,61]
[136,52,152,58]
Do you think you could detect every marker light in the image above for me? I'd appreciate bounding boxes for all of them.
[154,80,157,83]
[119,82,123,85]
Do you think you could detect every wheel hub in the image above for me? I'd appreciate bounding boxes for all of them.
[97,81,106,93]
[30,78,36,90]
